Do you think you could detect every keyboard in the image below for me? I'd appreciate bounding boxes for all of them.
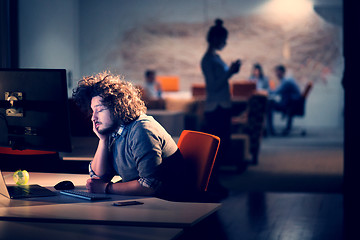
[60,190,111,201]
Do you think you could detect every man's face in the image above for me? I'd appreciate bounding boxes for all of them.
[91,96,118,135]
[146,73,155,83]
[275,69,285,80]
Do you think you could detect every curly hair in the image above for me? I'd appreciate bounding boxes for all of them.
[72,71,147,125]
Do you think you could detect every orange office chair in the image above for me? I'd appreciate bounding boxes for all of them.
[268,79,277,90]
[156,75,180,92]
[177,130,220,192]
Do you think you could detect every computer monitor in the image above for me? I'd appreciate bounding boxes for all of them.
[0,69,72,152]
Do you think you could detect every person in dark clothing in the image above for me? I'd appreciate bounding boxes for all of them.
[267,65,302,136]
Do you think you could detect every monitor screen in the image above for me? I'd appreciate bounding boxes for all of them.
[0,69,71,152]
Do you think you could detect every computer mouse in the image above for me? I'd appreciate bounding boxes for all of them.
[54,180,75,190]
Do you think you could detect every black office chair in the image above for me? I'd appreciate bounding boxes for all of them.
[230,93,268,167]
[283,82,313,136]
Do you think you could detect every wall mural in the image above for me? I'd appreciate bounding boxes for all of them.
[107,12,341,91]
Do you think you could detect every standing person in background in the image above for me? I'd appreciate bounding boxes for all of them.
[249,63,269,91]
[201,18,241,198]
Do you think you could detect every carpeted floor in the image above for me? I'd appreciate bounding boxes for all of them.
[219,127,344,193]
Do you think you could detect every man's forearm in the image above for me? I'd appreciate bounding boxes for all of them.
[107,180,155,196]
[91,138,112,177]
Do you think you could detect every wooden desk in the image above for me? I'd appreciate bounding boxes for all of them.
[2,171,90,187]
[0,173,221,228]
[191,97,248,117]
[0,221,183,240]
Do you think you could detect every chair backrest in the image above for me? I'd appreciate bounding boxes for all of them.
[231,81,256,99]
[290,81,312,116]
[191,83,206,98]
[177,130,220,192]
[157,75,179,92]
[302,81,313,99]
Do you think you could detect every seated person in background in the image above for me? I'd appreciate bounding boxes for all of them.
[267,65,302,136]
[72,71,193,201]
[249,63,269,91]
[142,69,165,109]
[143,69,162,100]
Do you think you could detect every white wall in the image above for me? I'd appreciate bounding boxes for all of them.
[18,0,80,97]
[78,0,267,78]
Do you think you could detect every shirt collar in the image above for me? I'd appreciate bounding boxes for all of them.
[112,126,124,138]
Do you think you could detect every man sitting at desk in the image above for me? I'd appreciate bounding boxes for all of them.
[267,65,302,136]
[72,71,192,200]
[141,69,165,110]
[143,69,162,100]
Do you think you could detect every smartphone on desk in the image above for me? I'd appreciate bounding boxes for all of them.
[112,200,144,207]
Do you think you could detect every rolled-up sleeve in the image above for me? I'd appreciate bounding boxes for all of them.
[88,161,114,182]
[89,161,97,178]
[138,177,162,191]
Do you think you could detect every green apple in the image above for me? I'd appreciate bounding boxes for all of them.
[13,170,30,185]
